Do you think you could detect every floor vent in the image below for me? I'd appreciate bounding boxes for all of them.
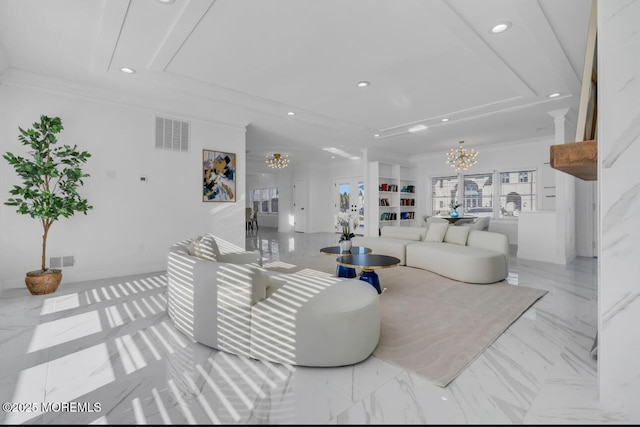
[155,116,190,152]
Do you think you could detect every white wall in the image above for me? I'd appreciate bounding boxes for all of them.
[0,41,7,74]
[308,167,330,233]
[598,0,640,415]
[576,179,597,257]
[516,211,558,263]
[0,83,246,291]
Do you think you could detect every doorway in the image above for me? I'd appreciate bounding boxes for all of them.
[294,179,306,232]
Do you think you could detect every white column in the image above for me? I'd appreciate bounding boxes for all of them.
[598,0,640,415]
[366,159,380,237]
[548,108,576,264]
[360,148,371,236]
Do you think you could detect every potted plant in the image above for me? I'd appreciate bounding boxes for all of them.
[3,115,93,295]
[336,212,359,251]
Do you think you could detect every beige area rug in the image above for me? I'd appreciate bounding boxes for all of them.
[264,254,548,387]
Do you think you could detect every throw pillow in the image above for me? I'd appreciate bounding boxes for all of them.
[424,222,449,242]
[266,276,288,298]
[185,240,196,256]
[193,234,220,260]
[444,225,471,246]
[245,264,268,305]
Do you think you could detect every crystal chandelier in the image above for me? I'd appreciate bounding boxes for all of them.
[265,153,289,169]
[446,140,478,172]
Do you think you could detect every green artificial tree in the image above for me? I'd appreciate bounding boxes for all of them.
[3,115,92,293]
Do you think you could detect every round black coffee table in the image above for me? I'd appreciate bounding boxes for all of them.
[335,254,400,294]
[320,246,371,278]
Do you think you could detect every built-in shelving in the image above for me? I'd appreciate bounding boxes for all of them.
[369,161,416,234]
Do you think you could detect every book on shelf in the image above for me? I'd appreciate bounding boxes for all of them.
[400,211,415,220]
[380,212,398,221]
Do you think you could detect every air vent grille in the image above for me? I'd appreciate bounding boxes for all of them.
[155,116,189,152]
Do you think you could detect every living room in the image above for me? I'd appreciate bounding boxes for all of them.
[1,0,639,424]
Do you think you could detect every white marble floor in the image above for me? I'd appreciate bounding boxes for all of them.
[0,227,636,424]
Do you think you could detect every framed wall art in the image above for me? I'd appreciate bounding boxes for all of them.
[203,149,236,202]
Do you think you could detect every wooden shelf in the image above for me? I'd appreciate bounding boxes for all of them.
[552,2,598,182]
[549,139,597,181]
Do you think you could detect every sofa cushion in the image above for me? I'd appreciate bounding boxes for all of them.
[424,222,449,242]
[406,241,507,284]
[466,230,509,261]
[352,236,414,265]
[380,225,427,241]
[444,225,470,246]
[193,234,221,260]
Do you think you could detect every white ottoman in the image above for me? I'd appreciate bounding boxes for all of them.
[249,275,381,367]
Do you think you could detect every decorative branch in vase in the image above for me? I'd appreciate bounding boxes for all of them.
[449,201,461,218]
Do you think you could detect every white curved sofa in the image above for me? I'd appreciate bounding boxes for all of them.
[353,224,509,284]
[167,234,380,367]
[406,225,509,284]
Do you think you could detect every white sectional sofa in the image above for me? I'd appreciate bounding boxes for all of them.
[353,224,509,284]
[167,234,381,367]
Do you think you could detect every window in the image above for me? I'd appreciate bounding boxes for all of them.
[462,173,493,217]
[270,188,279,213]
[252,187,279,214]
[260,188,269,212]
[431,176,457,216]
[431,168,537,219]
[518,172,529,183]
[499,170,536,217]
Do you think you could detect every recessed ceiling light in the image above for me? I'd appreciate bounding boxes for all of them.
[287,111,295,116]
[322,147,360,160]
[441,118,450,122]
[491,22,511,34]
[548,92,561,98]
[357,81,371,88]
[408,124,427,133]
[156,0,175,4]
[374,134,380,138]
[120,67,136,74]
